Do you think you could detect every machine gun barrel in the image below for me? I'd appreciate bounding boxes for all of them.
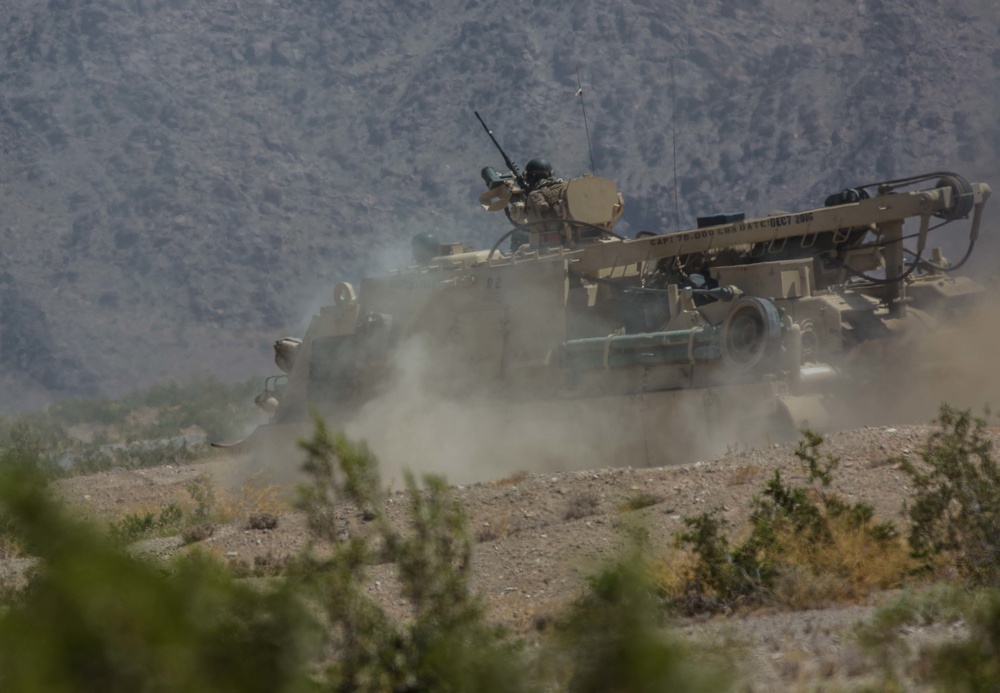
[474,111,527,189]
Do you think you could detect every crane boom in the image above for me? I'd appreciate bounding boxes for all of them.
[572,180,990,273]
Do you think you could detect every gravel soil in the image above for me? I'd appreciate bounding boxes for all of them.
[12,423,991,690]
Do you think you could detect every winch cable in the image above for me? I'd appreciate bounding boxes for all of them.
[857,170,963,192]
[904,239,977,273]
[834,209,977,278]
[855,171,949,190]
[867,218,954,248]
[854,171,976,221]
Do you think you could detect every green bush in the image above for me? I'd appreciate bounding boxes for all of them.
[186,473,216,521]
[107,504,184,545]
[71,438,204,475]
[0,467,315,693]
[925,588,1000,690]
[676,430,904,611]
[119,374,263,442]
[618,491,663,512]
[0,431,63,558]
[0,374,263,469]
[68,447,115,475]
[293,415,533,693]
[857,584,1000,691]
[0,423,62,477]
[564,490,600,520]
[0,413,70,451]
[549,527,732,692]
[47,396,124,427]
[900,404,1000,584]
[105,475,218,546]
[0,374,272,480]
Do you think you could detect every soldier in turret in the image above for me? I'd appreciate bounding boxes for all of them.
[505,158,563,222]
[503,157,567,250]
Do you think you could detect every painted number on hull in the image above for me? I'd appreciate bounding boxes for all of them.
[486,277,503,289]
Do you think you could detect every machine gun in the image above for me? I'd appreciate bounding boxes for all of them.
[474,111,527,190]
[480,165,517,190]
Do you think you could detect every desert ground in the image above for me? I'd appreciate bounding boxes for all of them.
[16,420,983,691]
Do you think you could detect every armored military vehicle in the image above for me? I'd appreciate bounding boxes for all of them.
[226,169,990,470]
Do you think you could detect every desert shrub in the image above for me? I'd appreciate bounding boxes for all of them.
[111,511,157,542]
[248,512,279,530]
[126,438,202,468]
[675,430,905,612]
[674,510,751,610]
[0,417,69,458]
[69,446,116,474]
[120,374,262,442]
[493,470,529,486]
[0,434,64,558]
[69,438,204,474]
[546,527,733,692]
[107,472,229,546]
[229,552,291,579]
[105,475,218,547]
[293,416,533,692]
[216,472,289,521]
[0,375,263,466]
[47,395,124,427]
[108,503,185,545]
[617,491,663,513]
[564,490,600,520]
[899,404,1000,584]
[186,473,217,521]
[857,584,1000,691]
[0,423,62,477]
[726,463,759,486]
[923,588,1000,690]
[0,467,315,693]
[475,513,512,542]
[181,523,216,545]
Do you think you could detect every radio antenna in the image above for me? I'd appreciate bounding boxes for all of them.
[576,68,596,176]
[671,57,681,231]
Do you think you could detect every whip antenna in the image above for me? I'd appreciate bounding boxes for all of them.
[671,57,681,230]
[576,68,596,176]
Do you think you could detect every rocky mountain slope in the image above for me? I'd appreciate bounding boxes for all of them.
[0,0,998,408]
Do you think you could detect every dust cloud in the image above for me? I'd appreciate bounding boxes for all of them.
[325,229,768,484]
[341,338,645,487]
[339,337,795,486]
[339,292,1000,486]
[850,195,1000,427]
[881,289,1000,424]
[226,286,1000,490]
[228,194,1000,488]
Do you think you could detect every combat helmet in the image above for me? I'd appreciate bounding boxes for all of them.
[524,157,553,187]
